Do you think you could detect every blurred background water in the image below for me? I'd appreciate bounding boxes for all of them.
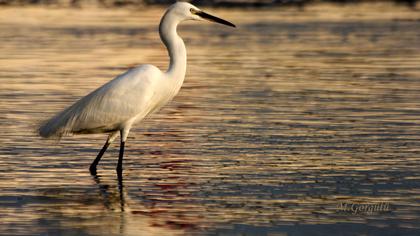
[0,2,420,235]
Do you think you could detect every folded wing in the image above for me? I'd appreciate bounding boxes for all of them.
[39,65,161,138]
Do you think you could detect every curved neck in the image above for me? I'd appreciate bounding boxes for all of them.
[159,12,187,79]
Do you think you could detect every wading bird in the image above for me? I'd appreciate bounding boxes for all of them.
[39,2,235,177]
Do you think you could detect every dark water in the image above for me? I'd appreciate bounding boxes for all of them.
[0,3,420,235]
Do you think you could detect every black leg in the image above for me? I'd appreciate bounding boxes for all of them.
[90,141,110,175]
[116,141,125,178]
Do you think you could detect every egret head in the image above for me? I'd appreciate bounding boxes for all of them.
[168,2,235,27]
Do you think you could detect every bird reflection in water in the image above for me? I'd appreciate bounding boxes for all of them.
[88,167,200,235]
[91,173,126,213]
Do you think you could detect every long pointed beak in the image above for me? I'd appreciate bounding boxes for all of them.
[196,11,236,28]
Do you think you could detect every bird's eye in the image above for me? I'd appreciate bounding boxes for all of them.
[190,8,197,14]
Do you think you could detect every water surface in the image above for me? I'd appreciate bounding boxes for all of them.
[0,3,420,235]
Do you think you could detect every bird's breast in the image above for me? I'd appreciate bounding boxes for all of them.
[149,76,184,113]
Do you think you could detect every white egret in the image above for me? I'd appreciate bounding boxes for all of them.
[39,2,235,177]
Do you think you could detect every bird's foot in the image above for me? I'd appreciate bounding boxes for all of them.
[89,166,98,176]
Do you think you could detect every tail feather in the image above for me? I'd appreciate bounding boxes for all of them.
[38,88,105,138]
[38,103,79,138]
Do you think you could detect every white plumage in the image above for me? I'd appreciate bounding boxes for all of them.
[39,2,235,176]
[39,65,163,137]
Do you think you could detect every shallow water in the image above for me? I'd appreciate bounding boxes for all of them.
[0,3,420,235]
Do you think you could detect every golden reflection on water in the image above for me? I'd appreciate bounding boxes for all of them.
[1,2,420,235]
